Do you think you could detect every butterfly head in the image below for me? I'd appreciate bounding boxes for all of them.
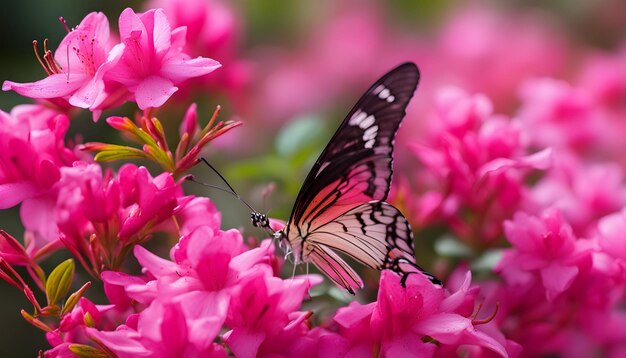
[251,211,270,229]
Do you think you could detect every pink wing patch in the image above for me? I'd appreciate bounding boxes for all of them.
[305,242,363,294]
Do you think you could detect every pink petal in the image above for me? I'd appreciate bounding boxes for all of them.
[87,328,148,356]
[161,303,188,354]
[540,263,578,300]
[118,8,146,43]
[152,9,172,54]
[414,313,472,343]
[0,181,39,209]
[382,332,436,358]
[134,245,177,276]
[188,316,224,351]
[224,329,266,358]
[334,302,375,329]
[20,195,59,245]
[440,270,472,312]
[3,73,85,99]
[161,57,221,83]
[134,75,177,109]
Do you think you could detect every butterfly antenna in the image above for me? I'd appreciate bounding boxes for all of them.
[197,157,256,212]
[193,158,275,233]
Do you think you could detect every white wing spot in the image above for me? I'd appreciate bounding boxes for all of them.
[378,88,390,100]
[373,84,385,95]
[386,95,395,103]
[363,125,378,141]
[363,125,378,149]
[359,115,375,129]
[349,110,367,126]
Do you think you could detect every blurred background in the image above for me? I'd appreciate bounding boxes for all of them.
[1,0,625,355]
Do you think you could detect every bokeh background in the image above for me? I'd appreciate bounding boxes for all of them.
[1,0,625,356]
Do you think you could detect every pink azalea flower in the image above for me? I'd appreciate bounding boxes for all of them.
[405,87,551,243]
[89,300,228,358]
[116,165,179,241]
[146,0,250,102]
[318,271,510,357]
[2,13,121,117]
[43,297,117,356]
[527,152,626,236]
[0,105,74,209]
[517,78,604,152]
[223,270,315,357]
[497,209,592,301]
[105,8,221,109]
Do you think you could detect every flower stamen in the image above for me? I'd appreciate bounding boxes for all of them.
[472,302,499,325]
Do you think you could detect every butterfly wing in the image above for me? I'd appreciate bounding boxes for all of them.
[282,63,439,292]
[304,201,441,293]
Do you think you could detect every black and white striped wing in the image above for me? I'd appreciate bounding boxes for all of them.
[303,201,441,293]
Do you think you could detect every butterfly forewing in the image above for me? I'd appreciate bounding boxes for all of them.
[281,63,439,292]
[288,63,420,233]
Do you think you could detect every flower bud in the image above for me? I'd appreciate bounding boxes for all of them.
[45,259,75,306]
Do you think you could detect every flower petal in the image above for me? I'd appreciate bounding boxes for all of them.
[134,75,177,109]
[3,73,85,99]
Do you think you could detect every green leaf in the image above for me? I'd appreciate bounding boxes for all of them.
[275,114,326,157]
[61,281,91,316]
[434,235,473,257]
[472,249,504,271]
[45,259,75,306]
[94,145,147,162]
[69,344,112,358]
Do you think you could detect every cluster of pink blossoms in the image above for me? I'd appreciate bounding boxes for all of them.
[396,44,626,355]
[2,8,220,118]
[1,2,626,357]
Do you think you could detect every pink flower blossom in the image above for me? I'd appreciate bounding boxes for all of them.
[517,78,602,152]
[147,0,250,102]
[404,87,551,243]
[105,8,221,109]
[90,197,321,357]
[318,270,510,357]
[2,13,122,117]
[0,105,75,209]
[527,152,626,236]
[497,209,592,301]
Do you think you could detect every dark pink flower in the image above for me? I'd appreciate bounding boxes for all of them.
[105,8,221,109]
[116,165,179,241]
[224,270,315,357]
[319,271,509,357]
[497,209,592,301]
[89,300,227,357]
[405,87,550,243]
[0,106,74,209]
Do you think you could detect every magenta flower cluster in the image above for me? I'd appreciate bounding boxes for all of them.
[1,2,626,357]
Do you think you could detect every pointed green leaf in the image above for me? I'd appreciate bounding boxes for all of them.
[69,344,112,358]
[93,145,148,162]
[45,259,75,306]
[61,281,91,316]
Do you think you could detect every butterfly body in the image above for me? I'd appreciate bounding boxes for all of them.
[256,63,441,293]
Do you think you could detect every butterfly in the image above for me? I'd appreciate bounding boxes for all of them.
[249,62,441,294]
